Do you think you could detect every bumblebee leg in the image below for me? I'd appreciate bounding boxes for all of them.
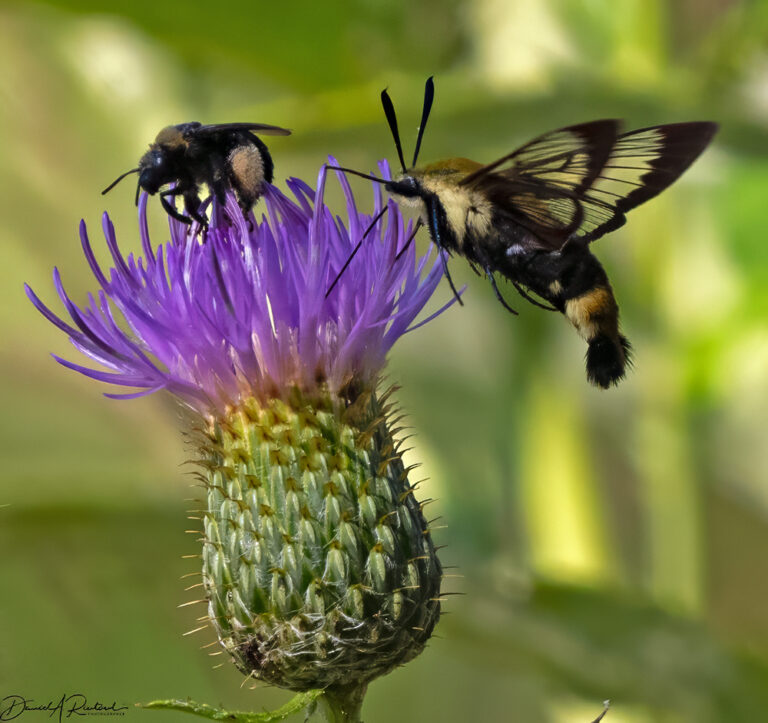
[231,180,258,217]
[159,189,192,225]
[485,267,518,315]
[205,159,228,207]
[237,192,255,232]
[427,198,464,306]
[223,147,261,229]
[183,189,208,227]
[206,175,233,228]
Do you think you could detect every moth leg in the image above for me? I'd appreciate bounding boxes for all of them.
[511,279,559,312]
[439,250,464,306]
[485,267,518,315]
[467,260,483,277]
[394,220,423,261]
[160,188,192,225]
[428,198,464,306]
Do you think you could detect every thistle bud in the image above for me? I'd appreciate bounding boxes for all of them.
[199,390,440,694]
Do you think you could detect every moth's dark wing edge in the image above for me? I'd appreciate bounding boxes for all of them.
[572,121,719,244]
[459,120,717,250]
[193,123,292,136]
[458,119,622,189]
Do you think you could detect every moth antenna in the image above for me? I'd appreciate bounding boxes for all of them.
[412,76,434,168]
[326,166,389,184]
[326,206,389,298]
[101,168,139,195]
[381,88,407,173]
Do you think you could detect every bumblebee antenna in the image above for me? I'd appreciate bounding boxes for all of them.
[326,206,389,298]
[101,168,140,195]
[381,88,407,173]
[412,76,434,168]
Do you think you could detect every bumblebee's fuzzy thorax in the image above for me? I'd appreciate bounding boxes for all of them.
[154,125,187,149]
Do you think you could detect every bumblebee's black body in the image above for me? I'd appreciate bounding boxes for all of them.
[358,80,718,388]
[103,121,291,225]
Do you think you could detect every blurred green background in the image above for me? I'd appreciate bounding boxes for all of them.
[2,0,768,720]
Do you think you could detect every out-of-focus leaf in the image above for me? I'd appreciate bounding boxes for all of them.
[21,0,467,91]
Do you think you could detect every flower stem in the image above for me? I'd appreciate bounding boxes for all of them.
[141,691,322,723]
[318,684,367,723]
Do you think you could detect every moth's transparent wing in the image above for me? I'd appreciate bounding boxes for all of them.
[462,120,620,248]
[571,122,718,243]
[462,120,717,249]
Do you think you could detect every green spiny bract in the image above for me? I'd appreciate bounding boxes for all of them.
[195,387,442,694]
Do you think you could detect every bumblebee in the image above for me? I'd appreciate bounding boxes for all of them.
[102,122,291,225]
[330,78,717,388]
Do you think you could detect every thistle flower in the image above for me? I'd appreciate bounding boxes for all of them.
[27,160,455,721]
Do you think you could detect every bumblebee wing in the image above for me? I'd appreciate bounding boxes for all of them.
[192,123,292,136]
[569,121,718,244]
[460,120,621,249]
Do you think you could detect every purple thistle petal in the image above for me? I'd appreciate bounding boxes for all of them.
[25,283,82,339]
[52,354,155,386]
[102,212,135,284]
[79,220,111,290]
[52,268,131,362]
[27,163,454,413]
[137,193,155,262]
[404,285,466,334]
[104,386,165,400]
